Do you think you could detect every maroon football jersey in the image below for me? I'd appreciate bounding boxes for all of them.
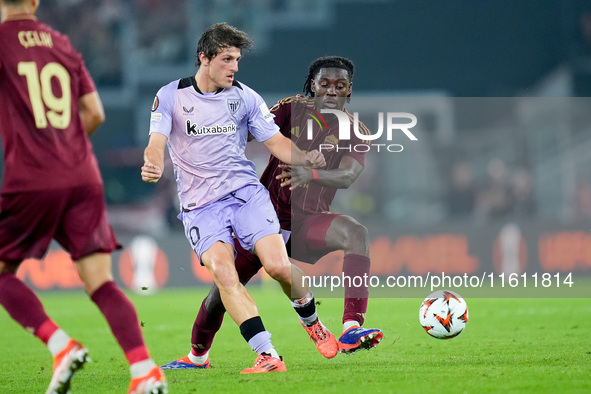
[260,95,371,226]
[0,18,102,193]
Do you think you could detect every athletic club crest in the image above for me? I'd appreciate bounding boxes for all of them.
[227,99,241,114]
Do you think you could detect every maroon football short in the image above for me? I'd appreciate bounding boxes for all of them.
[233,238,264,282]
[0,185,120,265]
[290,212,341,264]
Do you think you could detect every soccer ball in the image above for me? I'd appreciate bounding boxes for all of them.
[419,290,468,339]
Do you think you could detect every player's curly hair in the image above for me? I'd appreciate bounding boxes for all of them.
[303,56,355,100]
[196,23,253,66]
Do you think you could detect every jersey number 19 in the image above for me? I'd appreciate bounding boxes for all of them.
[18,61,71,130]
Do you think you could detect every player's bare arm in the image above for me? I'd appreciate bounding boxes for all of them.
[262,132,326,168]
[142,132,167,183]
[278,155,363,190]
[78,91,105,137]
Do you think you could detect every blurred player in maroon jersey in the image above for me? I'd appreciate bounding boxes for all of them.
[0,1,167,393]
[163,56,383,370]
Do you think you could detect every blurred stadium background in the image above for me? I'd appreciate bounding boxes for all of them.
[2,0,591,293]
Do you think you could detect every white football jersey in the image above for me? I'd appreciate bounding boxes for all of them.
[149,77,279,210]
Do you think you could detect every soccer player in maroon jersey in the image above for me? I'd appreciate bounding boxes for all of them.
[162,56,383,370]
[0,1,167,393]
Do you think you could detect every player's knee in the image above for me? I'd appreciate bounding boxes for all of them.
[207,259,240,289]
[75,253,114,294]
[83,277,112,296]
[263,260,291,283]
[349,222,369,243]
[343,222,369,252]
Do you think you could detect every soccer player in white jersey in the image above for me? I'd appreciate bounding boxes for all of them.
[141,23,338,373]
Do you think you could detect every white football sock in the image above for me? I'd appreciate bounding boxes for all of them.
[130,359,157,378]
[262,347,280,360]
[343,320,360,334]
[188,351,209,365]
[47,329,70,357]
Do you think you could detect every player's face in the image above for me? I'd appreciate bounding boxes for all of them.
[311,68,352,110]
[203,46,241,91]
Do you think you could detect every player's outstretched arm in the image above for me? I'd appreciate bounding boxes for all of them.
[78,91,105,137]
[142,132,167,183]
[262,133,326,168]
[278,156,364,190]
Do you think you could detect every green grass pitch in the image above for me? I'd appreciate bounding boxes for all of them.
[1,286,590,393]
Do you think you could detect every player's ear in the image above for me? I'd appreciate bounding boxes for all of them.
[198,52,209,66]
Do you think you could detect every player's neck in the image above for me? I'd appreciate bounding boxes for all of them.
[2,8,37,23]
[195,69,223,93]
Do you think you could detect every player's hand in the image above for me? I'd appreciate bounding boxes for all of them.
[303,149,326,168]
[141,162,162,183]
[277,164,313,190]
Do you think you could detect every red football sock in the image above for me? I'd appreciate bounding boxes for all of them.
[191,298,224,357]
[36,319,60,345]
[0,273,58,343]
[342,254,370,326]
[90,281,149,364]
[189,246,260,357]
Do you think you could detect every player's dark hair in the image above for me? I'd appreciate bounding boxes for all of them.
[303,56,355,98]
[196,23,253,66]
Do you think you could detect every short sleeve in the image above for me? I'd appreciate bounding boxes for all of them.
[77,58,96,97]
[270,97,292,137]
[57,32,95,97]
[149,81,177,139]
[245,87,279,142]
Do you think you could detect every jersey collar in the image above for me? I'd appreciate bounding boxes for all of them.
[189,76,242,95]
